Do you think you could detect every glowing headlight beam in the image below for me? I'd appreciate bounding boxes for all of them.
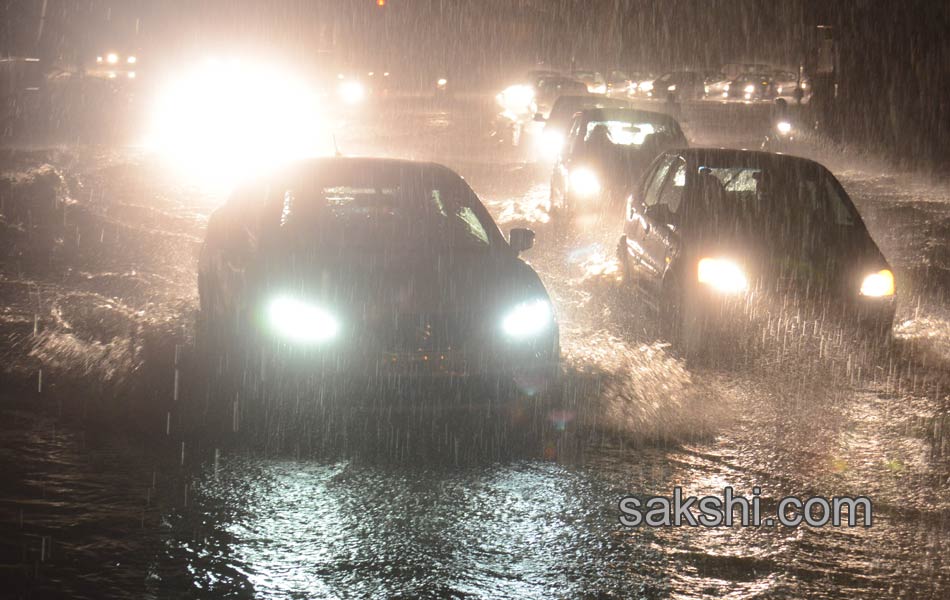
[339,80,366,105]
[147,59,326,189]
[267,296,340,344]
[569,168,601,197]
[860,269,895,297]
[502,299,553,339]
[697,258,748,294]
[776,121,792,135]
[538,130,565,160]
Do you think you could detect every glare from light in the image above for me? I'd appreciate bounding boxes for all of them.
[589,83,607,94]
[106,52,119,64]
[639,80,654,92]
[127,55,137,64]
[383,72,390,77]
[667,84,676,92]
[498,84,535,113]
[437,77,448,87]
[860,270,895,297]
[146,59,326,189]
[538,129,564,160]
[776,120,792,134]
[744,84,755,94]
[569,168,601,196]
[127,71,136,79]
[697,258,748,293]
[338,80,366,104]
[96,55,103,63]
[501,299,553,338]
[267,296,340,344]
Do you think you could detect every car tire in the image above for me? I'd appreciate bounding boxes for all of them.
[617,236,634,286]
[659,275,708,360]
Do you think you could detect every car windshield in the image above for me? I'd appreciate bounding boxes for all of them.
[278,168,496,252]
[696,164,857,234]
[584,118,673,147]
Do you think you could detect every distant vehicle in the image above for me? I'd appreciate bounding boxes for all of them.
[624,72,656,97]
[572,70,607,94]
[549,107,687,214]
[198,157,560,400]
[727,73,775,101]
[605,70,633,96]
[533,94,632,161]
[534,75,589,116]
[703,72,732,99]
[771,70,812,104]
[640,71,705,102]
[86,50,139,81]
[617,149,896,354]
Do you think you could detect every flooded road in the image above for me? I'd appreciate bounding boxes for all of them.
[1,97,948,598]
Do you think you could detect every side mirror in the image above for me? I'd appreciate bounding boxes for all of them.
[533,112,546,123]
[509,227,535,254]
[644,203,675,225]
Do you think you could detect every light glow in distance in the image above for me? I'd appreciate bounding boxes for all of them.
[146,59,326,190]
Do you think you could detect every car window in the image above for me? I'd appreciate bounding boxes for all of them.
[699,164,857,229]
[643,154,676,206]
[277,170,496,252]
[584,119,657,146]
[657,158,687,213]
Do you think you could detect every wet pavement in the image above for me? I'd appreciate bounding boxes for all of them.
[0,96,948,598]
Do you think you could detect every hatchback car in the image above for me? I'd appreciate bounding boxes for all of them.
[617,149,895,351]
[550,108,688,214]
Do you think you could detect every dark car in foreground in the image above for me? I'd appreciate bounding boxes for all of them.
[618,149,896,353]
[198,157,560,400]
[550,107,687,215]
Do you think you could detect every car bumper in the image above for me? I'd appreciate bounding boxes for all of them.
[686,285,896,334]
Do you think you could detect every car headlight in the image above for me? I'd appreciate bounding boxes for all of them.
[776,120,792,135]
[697,258,748,294]
[640,81,654,92]
[860,269,895,297]
[499,84,534,112]
[744,84,755,94]
[569,168,601,196]
[338,80,365,104]
[502,299,553,339]
[267,296,340,344]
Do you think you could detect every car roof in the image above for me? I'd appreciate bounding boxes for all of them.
[577,107,679,125]
[671,147,824,170]
[262,156,463,185]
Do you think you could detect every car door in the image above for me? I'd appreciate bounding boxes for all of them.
[624,152,676,273]
[554,115,585,197]
[638,155,687,287]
